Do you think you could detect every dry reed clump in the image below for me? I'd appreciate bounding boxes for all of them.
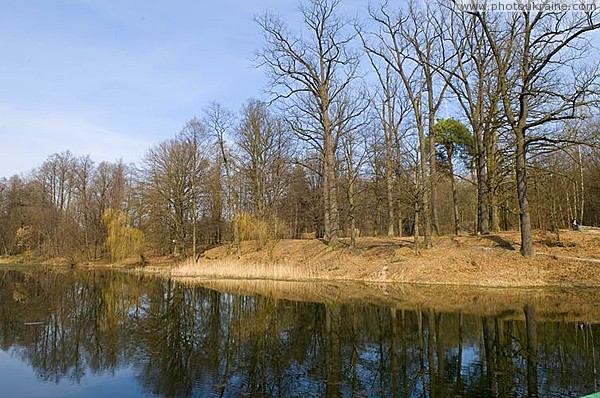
[172,258,318,281]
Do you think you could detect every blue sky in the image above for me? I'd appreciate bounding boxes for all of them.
[0,0,342,178]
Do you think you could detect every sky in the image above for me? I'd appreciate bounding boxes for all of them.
[0,0,363,179]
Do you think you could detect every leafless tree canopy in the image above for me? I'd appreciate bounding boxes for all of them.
[1,0,600,260]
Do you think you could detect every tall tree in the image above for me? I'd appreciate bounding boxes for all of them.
[256,0,360,247]
[436,8,499,235]
[140,122,209,257]
[338,93,370,248]
[364,51,408,237]
[204,103,241,257]
[179,118,210,262]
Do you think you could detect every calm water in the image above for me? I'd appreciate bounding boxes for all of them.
[0,267,599,397]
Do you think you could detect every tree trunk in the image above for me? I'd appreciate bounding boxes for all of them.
[533,168,543,229]
[431,175,440,236]
[397,198,403,237]
[476,131,490,235]
[350,206,356,250]
[487,131,500,232]
[413,166,421,254]
[329,175,339,246]
[429,129,440,237]
[347,139,357,250]
[578,145,585,224]
[323,160,331,241]
[490,191,500,232]
[418,125,432,248]
[515,127,534,257]
[323,124,339,246]
[385,136,395,237]
[448,146,460,236]
[383,95,396,238]
[374,171,381,237]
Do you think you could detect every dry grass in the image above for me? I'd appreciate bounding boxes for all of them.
[172,258,318,281]
[131,229,600,288]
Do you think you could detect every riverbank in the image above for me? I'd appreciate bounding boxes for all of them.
[145,229,600,288]
[2,229,599,288]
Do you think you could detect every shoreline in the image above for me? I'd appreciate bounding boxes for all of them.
[5,260,599,323]
[4,230,600,323]
[185,278,600,323]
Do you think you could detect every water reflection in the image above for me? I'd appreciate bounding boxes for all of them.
[0,267,599,397]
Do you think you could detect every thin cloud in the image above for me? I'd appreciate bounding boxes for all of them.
[0,107,151,178]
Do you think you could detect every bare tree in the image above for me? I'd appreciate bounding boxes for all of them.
[337,92,370,248]
[364,51,409,237]
[204,102,241,257]
[473,10,600,256]
[236,100,291,222]
[362,0,451,247]
[73,155,95,259]
[256,0,360,247]
[141,122,209,257]
[179,118,210,262]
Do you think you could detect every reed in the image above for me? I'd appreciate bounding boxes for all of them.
[170,258,319,281]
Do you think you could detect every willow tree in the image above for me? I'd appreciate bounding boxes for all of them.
[256,0,360,247]
[102,208,144,262]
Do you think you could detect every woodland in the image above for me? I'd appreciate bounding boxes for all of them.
[1,0,600,263]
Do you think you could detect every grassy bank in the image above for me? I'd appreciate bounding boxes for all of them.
[3,229,598,288]
[133,229,600,288]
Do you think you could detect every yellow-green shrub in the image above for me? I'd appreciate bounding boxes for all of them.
[102,209,144,262]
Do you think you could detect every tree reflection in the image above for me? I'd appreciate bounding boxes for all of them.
[0,269,599,397]
[524,305,538,398]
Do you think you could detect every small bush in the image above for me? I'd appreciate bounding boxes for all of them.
[237,212,290,250]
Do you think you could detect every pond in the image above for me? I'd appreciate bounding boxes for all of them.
[0,266,599,397]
